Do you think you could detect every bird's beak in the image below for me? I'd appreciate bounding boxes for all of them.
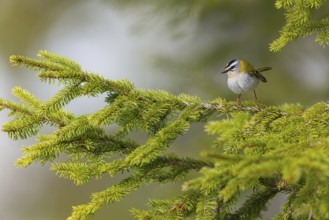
[221,68,229,74]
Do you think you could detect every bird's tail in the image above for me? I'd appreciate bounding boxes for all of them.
[256,67,272,72]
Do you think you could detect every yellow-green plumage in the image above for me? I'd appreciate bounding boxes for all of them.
[238,59,253,72]
[239,59,267,82]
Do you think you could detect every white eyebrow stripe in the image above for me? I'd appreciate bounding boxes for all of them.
[227,60,238,69]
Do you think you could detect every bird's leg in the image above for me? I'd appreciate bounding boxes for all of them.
[253,90,258,103]
[236,94,241,105]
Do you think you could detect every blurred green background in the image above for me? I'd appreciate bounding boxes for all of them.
[0,0,328,219]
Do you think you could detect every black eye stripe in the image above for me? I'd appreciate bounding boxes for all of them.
[225,59,238,69]
[227,59,237,66]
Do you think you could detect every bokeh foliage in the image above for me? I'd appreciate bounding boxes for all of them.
[111,0,329,52]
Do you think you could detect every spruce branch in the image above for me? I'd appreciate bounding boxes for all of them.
[271,0,329,51]
[224,187,279,220]
[3,51,329,219]
[131,189,203,219]
[69,174,149,220]
[0,98,34,117]
[12,86,42,108]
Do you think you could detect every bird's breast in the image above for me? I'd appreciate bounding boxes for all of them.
[227,73,259,94]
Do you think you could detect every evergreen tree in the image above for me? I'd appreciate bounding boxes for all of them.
[1,0,329,219]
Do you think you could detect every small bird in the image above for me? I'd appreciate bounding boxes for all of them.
[221,59,271,104]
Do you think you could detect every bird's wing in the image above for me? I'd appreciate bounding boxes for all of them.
[252,67,271,82]
[250,69,267,82]
[254,71,267,82]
